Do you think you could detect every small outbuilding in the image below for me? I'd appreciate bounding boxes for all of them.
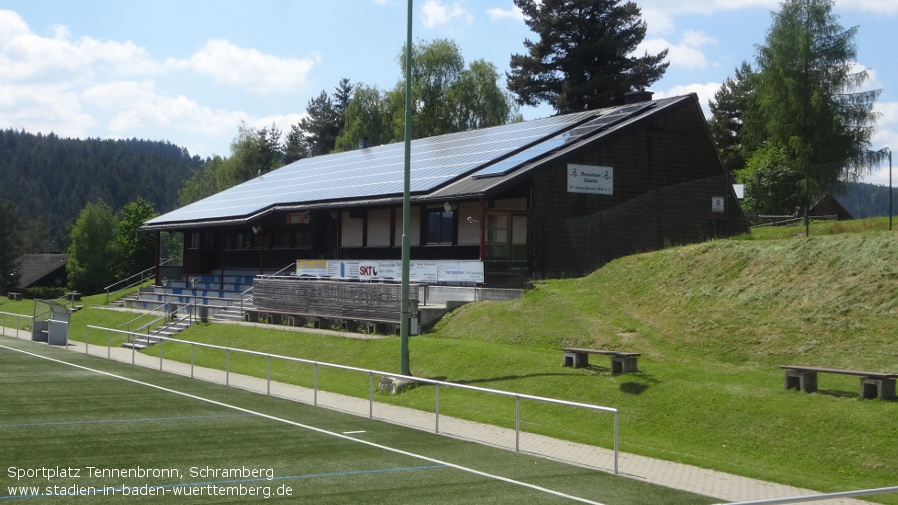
[13,254,68,290]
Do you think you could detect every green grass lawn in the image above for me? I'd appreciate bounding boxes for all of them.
[0,337,715,505]
[4,220,898,503]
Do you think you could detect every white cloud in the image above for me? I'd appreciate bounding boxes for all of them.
[180,40,318,96]
[0,10,161,83]
[421,0,474,28]
[639,30,716,70]
[843,0,898,15]
[653,82,722,117]
[82,80,242,136]
[0,83,96,137]
[487,6,524,22]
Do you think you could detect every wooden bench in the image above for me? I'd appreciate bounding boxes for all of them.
[780,365,898,400]
[252,278,420,334]
[561,348,640,373]
[7,292,22,301]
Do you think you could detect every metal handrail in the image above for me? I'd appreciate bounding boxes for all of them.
[267,263,296,277]
[84,324,620,474]
[117,301,169,331]
[104,258,174,303]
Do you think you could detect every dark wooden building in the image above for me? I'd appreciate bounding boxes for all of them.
[142,93,748,289]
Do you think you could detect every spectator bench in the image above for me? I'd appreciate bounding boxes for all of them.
[7,292,22,301]
[561,348,640,374]
[780,365,898,400]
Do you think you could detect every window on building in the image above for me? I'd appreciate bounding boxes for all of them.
[485,214,509,259]
[425,208,454,245]
[486,213,528,260]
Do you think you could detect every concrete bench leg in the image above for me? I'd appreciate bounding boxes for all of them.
[784,370,818,393]
[562,351,588,368]
[612,356,638,374]
[861,377,896,400]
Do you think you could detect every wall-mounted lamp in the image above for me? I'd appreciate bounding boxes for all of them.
[443,202,457,212]
[466,216,479,224]
[252,224,261,235]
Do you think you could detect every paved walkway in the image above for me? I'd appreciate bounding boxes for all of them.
[0,326,877,505]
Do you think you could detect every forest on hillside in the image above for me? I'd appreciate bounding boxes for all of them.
[0,129,204,250]
[837,181,897,219]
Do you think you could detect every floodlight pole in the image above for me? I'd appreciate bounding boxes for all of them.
[399,0,413,376]
[889,149,892,231]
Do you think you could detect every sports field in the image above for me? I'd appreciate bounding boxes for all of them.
[0,336,716,504]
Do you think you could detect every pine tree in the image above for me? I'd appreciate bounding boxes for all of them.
[300,90,341,156]
[507,0,668,113]
[708,61,755,172]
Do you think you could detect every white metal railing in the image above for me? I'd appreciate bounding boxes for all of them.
[118,301,169,332]
[82,325,619,473]
[105,259,174,303]
[0,311,32,339]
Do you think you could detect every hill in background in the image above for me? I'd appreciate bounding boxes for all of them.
[0,129,203,249]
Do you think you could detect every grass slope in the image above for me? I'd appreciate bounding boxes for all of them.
[3,221,897,502]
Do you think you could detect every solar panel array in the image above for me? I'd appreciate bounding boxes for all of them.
[145,103,654,226]
[472,102,654,179]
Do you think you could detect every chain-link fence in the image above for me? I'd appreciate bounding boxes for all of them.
[739,160,895,234]
[537,175,749,278]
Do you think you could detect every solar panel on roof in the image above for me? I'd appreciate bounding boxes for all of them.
[471,101,655,179]
[144,110,601,226]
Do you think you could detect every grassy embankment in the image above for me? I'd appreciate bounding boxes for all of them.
[3,218,897,502]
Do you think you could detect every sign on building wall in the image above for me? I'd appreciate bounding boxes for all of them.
[712,197,725,214]
[567,164,613,195]
[286,212,312,224]
[295,259,484,284]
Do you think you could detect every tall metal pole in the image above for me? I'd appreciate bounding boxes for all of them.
[889,149,892,231]
[399,0,413,376]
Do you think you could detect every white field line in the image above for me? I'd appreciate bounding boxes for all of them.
[0,343,607,505]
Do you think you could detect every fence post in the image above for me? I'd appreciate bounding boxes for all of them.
[515,395,521,452]
[613,410,619,475]
[84,328,89,354]
[226,349,230,386]
[313,363,318,406]
[159,340,164,371]
[435,384,440,433]
[106,331,111,359]
[266,356,271,395]
[369,372,374,419]
[190,344,195,378]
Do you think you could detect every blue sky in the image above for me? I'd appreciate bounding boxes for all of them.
[2,0,896,183]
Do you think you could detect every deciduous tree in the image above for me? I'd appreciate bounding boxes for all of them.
[66,201,117,294]
[115,198,157,278]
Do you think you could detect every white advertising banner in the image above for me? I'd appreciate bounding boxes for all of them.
[567,164,613,195]
[296,259,484,284]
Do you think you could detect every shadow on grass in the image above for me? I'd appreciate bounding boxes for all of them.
[816,388,894,401]
[619,382,649,395]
